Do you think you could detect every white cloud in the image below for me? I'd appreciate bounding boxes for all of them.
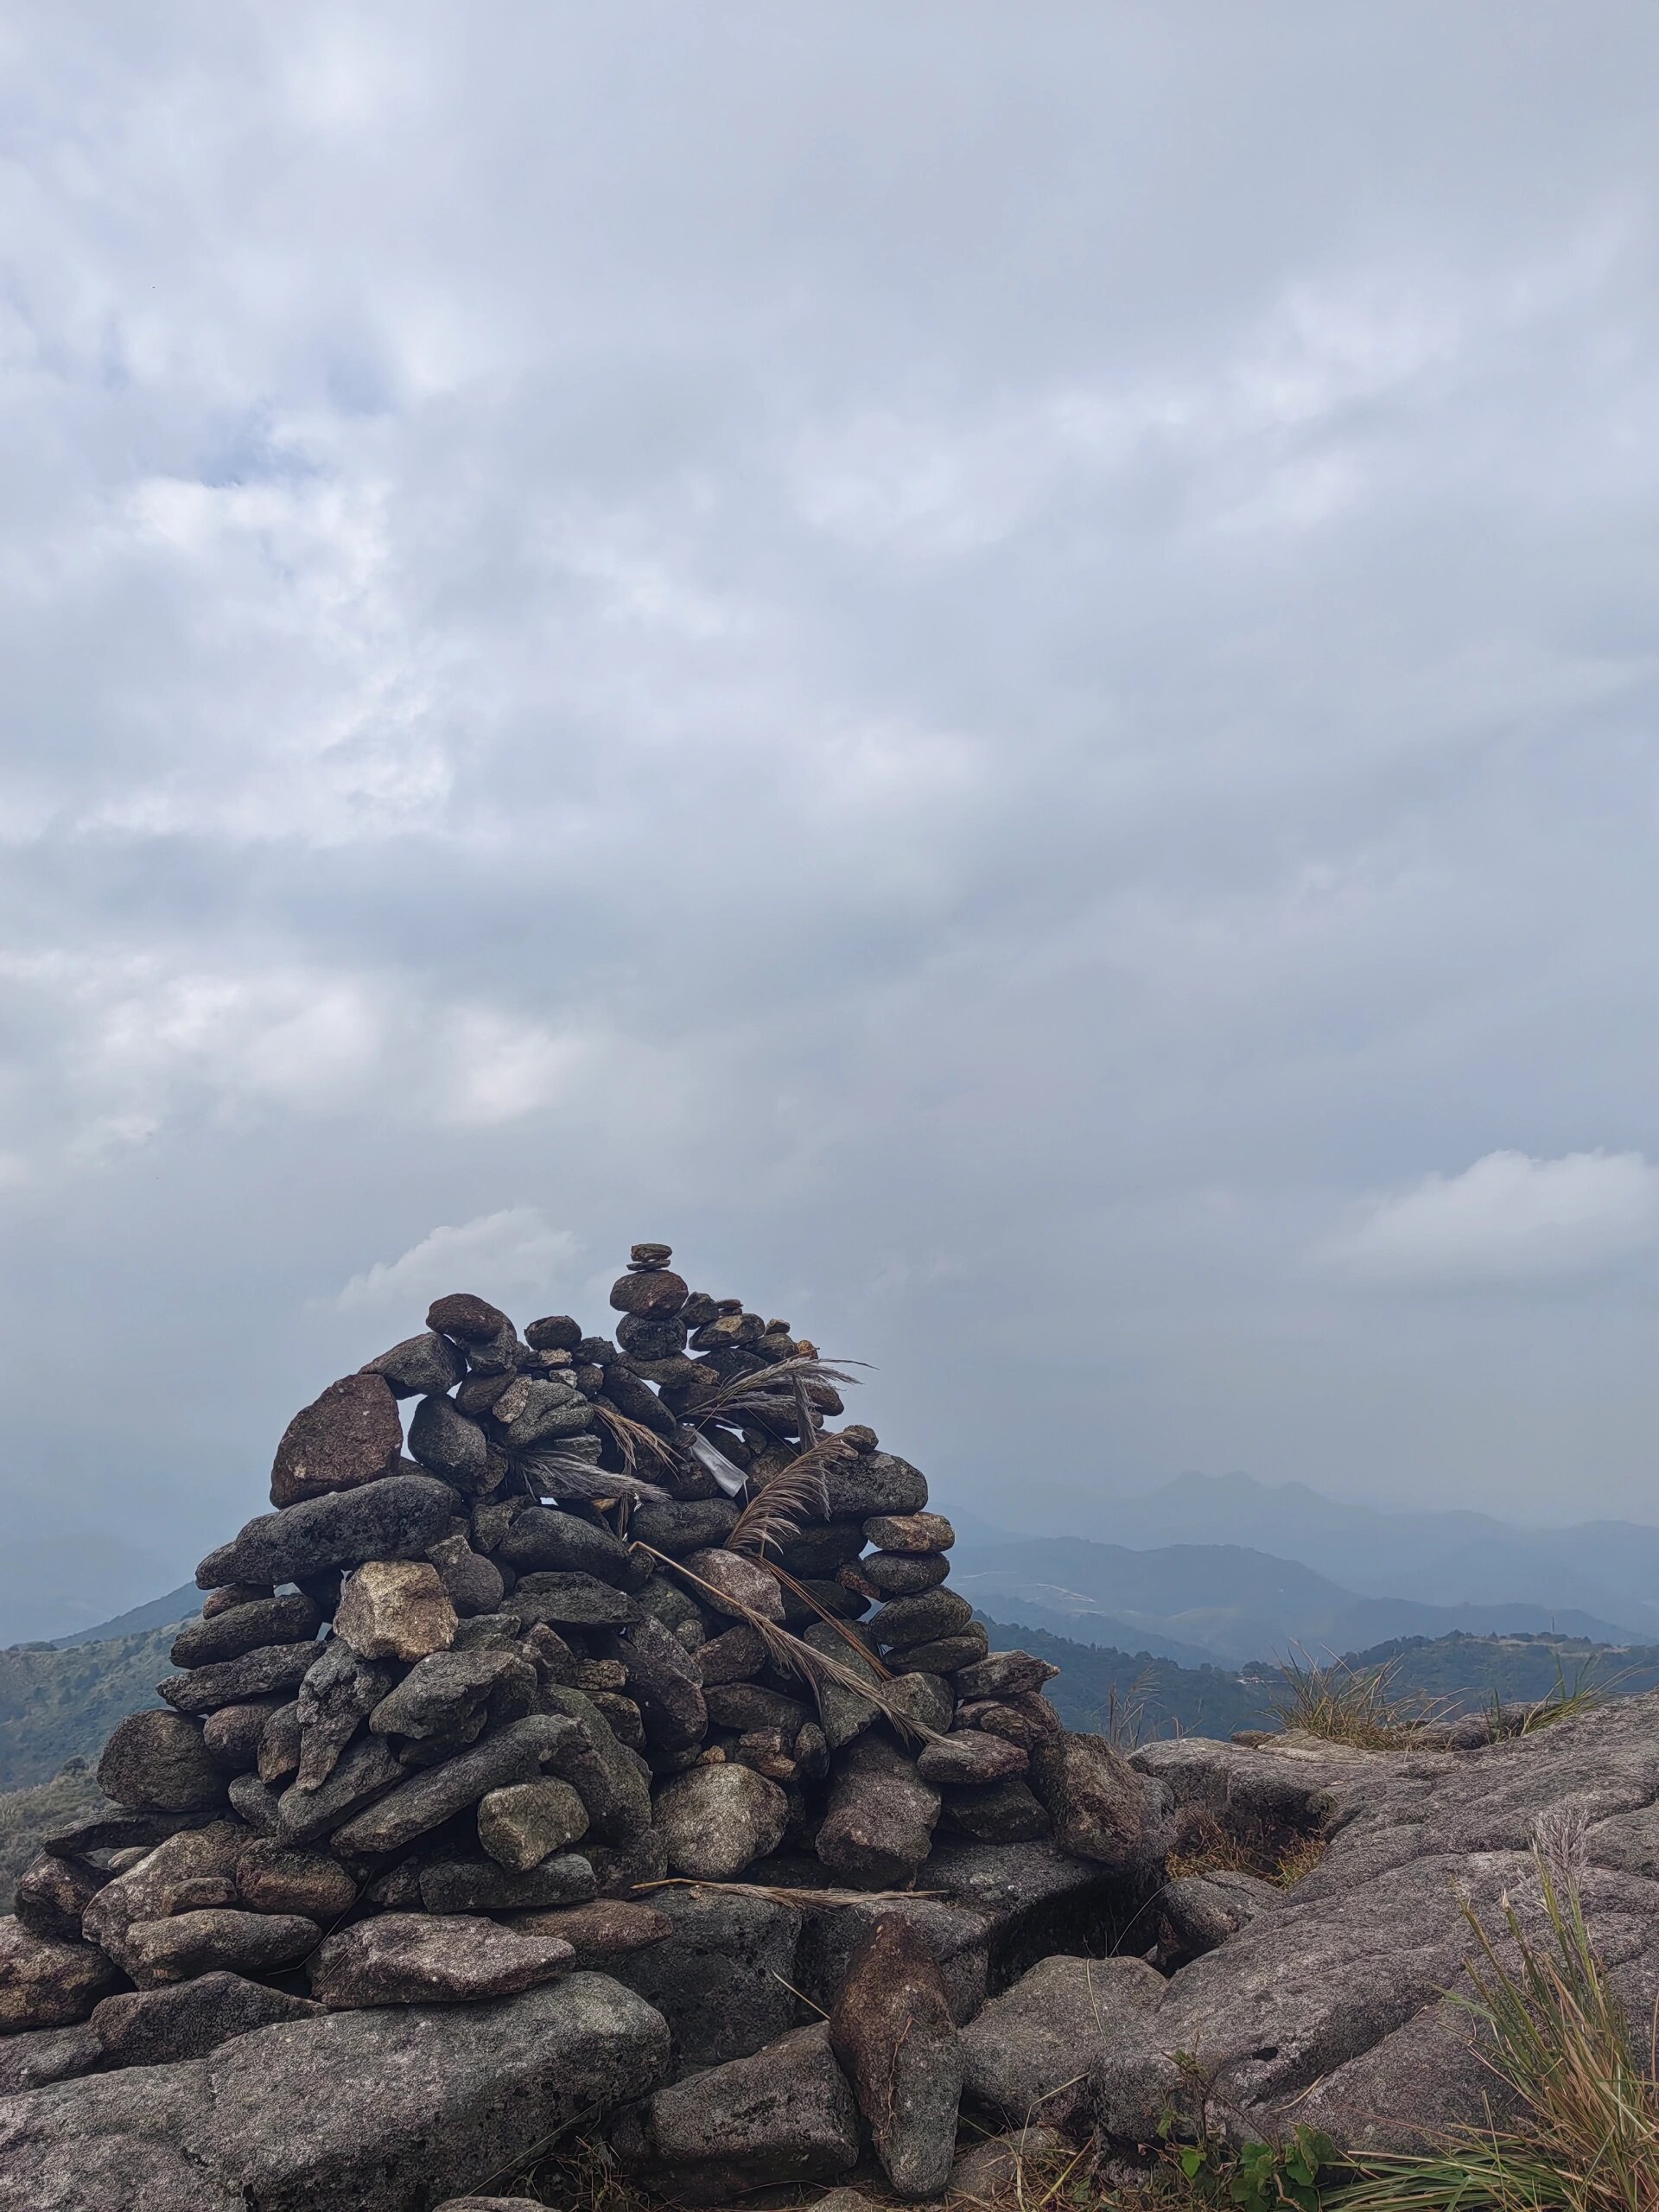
[1325,1149,1659,1286]
[333,1209,581,1312]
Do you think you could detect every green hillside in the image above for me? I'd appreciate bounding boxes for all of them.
[0,1621,181,1793]
[0,1759,110,1912]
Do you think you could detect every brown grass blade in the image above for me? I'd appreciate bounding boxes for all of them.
[591,1402,685,1478]
[517,1449,672,1506]
[755,1556,897,1679]
[689,1355,865,1435]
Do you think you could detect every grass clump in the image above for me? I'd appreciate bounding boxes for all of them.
[1268,1652,1440,1750]
[1166,1804,1327,1889]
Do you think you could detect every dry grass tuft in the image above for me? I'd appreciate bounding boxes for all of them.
[1268,1651,1443,1750]
[1165,1804,1327,1889]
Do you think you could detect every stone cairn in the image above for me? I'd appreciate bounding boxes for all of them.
[3,1243,1131,2046]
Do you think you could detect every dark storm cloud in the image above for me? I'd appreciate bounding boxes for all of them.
[3,3,1659,1631]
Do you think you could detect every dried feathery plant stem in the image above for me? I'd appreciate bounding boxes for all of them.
[638,1878,944,1909]
[725,1435,847,1557]
[688,1355,866,1438]
[753,1555,898,1681]
[513,1448,672,1508]
[590,1402,685,1480]
[629,1542,940,1745]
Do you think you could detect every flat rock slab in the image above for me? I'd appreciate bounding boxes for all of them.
[0,1973,670,2212]
[1099,1697,1659,2154]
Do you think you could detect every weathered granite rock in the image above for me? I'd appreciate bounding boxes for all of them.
[407,1394,495,1492]
[957,1651,1059,1701]
[124,1909,320,1987]
[42,1807,212,1859]
[81,1821,250,1979]
[0,1921,120,2035]
[940,1777,1052,1843]
[868,1586,973,1649]
[420,1856,595,1913]
[309,1912,573,2007]
[0,2023,103,2094]
[829,1915,962,2198]
[505,1572,642,1628]
[679,1548,785,1621]
[655,1762,791,1879]
[330,1715,576,1854]
[607,1885,803,2071]
[816,1733,940,1889]
[600,1614,706,1748]
[336,1560,459,1662]
[858,1550,949,1595]
[506,1897,671,1965]
[161,1642,321,1714]
[962,1953,1163,2129]
[91,1974,321,2068]
[367,1645,531,1744]
[611,2022,859,2202]
[1161,1868,1279,1959]
[477,1779,589,1870]
[270,1374,403,1509]
[13,1856,106,1942]
[196,1473,459,1592]
[234,1840,358,1919]
[864,1512,954,1554]
[97,1711,227,1812]
[0,1974,671,2212]
[827,1452,927,1517]
[630,1498,741,1555]
[1029,1732,1174,1874]
[171,1594,321,1669]
[361,1330,467,1399]
[427,1534,506,1618]
[918,1731,1029,1786]
[276,1733,406,1846]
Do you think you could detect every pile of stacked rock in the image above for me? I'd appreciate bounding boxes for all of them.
[1,1243,1142,2056]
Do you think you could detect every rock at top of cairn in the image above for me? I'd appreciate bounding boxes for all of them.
[610,1243,688,1317]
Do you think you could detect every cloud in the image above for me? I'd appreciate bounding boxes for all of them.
[333,1210,581,1312]
[1325,1151,1659,1286]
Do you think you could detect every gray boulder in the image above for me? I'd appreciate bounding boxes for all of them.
[1029,1732,1174,1874]
[654,1761,790,1879]
[961,1953,1163,2130]
[1161,1868,1279,1959]
[0,1921,120,2035]
[611,2022,859,2202]
[91,1974,321,2068]
[0,1974,670,2212]
[97,1712,226,1813]
[196,1473,459,1592]
[607,1884,803,2071]
[816,1733,940,1888]
[122,1910,319,1987]
[309,1913,574,2007]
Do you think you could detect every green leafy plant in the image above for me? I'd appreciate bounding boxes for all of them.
[1158,2116,1337,2209]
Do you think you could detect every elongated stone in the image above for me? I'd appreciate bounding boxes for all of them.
[196,1474,458,1591]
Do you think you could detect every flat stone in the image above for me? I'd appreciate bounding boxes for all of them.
[696,1624,768,1683]
[97,1712,227,1812]
[597,1615,707,1750]
[309,1912,573,2007]
[420,1856,596,1913]
[361,1331,467,1399]
[494,1378,593,1450]
[92,1974,322,2067]
[654,1762,790,1879]
[270,1373,402,1510]
[498,1505,634,1581]
[505,1897,671,1965]
[234,1841,358,1919]
[939,1778,1052,1843]
[703,1681,813,1735]
[868,1587,973,1650]
[890,1627,989,1675]
[197,1473,459,1592]
[478,1779,589,1870]
[81,1822,249,1979]
[611,2022,859,2202]
[816,1734,940,1890]
[863,1512,955,1554]
[407,1394,495,1491]
[957,1651,1060,1702]
[42,1808,212,1859]
[858,1551,950,1596]
[123,1910,320,1988]
[0,1921,120,2034]
[803,1623,882,1749]
[330,1715,578,1854]
[1161,1869,1280,1959]
[918,1732,1029,1786]
[830,1915,962,2197]
[368,1644,534,1743]
[335,1559,459,1662]
[160,1643,321,1715]
[961,1954,1163,2129]
[505,1572,642,1628]
[171,1595,321,1669]
[0,1974,671,2212]
[609,1269,688,1318]
[629,1498,741,1554]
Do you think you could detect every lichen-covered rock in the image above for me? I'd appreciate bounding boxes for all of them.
[1029,1732,1173,1874]
[477,1779,589,1871]
[829,1916,962,2198]
[335,1559,459,1662]
[0,1920,120,2035]
[309,1912,574,2007]
[611,2022,859,2202]
[97,1712,228,1812]
[654,1762,790,1879]
[270,1373,403,1509]
[962,1953,1163,2128]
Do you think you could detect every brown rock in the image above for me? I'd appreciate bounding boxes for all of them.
[681,1548,785,1622]
[97,1711,226,1812]
[13,1856,106,1942]
[427,1293,513,1342]
[609,1270,689,1318]
[171,1593,321,1668]
[916,1732,1029,1786]
[122,1909,320,1987]
[525,1313,582,1351]
[830,1916,963,2197]
[696,1624,768,1683]
[478,1780,589,1871]
[270,1373,402,1509]
[235,1840,358,1919]
[335,1560,458,1661]
[505,1897,672,1964]
[0,1920,120,2033]
[863,1512,955,1554]
[309,1912,573,2007]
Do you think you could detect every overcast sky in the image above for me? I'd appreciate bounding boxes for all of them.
[4,5,1659,1632]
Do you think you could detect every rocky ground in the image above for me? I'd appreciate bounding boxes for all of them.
[3,1693,1657,2205]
